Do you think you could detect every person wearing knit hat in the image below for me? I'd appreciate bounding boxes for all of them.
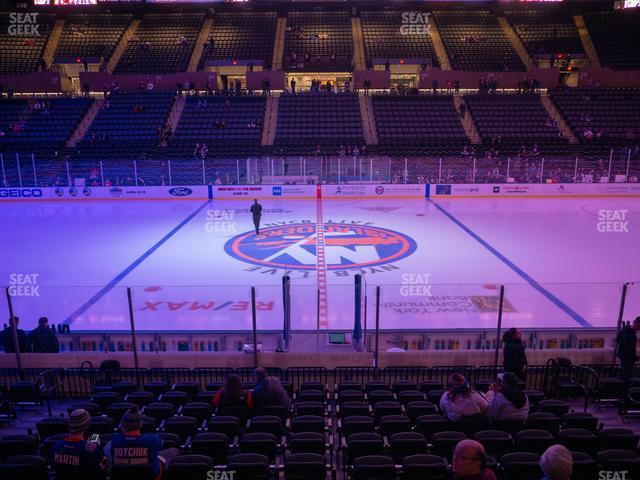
[68,408,91,434]
[121,404,143,431]
[540,444,573,480]
[50,409,110,479]
[104,405,179,480]
[440,373,489,422]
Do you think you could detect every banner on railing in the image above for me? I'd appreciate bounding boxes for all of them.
[2,183,639,201]
[0,186,212,201]
[322,184,428,198]
[211,185,316,198]
[429,183,640,198]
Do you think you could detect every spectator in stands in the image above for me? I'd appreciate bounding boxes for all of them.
[531,144,540,157]
[479,78,487,95]
[105,405,179,479]
[485,372,528,422]
[262,79,271,96]
[28,317,59,353]
[540,445,573,480]
[503,328,527,381]
[290,78,296,95]
[249,367,291,410]
[0,317,28,353]
[452,439,497,480]
[51,409,110,480]
[616,317,640,381]
[458,101,467,119]
[440,373,488,422]
[213,374,247,408]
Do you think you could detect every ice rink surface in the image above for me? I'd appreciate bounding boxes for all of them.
[1,196,639,332]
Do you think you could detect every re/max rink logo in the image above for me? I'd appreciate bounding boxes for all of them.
[0,188,43,198]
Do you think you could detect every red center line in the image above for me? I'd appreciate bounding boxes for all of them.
[316,187,329,328]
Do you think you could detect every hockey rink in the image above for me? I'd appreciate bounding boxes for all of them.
[1,196,639,332]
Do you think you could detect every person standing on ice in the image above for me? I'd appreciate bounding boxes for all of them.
[250,198,263,236]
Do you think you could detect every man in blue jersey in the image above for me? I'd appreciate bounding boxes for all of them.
[104,405,179,480]
[50,409,110,479]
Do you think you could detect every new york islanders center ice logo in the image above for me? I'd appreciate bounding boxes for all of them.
[225,223,417,271]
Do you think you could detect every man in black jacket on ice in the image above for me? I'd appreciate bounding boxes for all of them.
[250,198,263,235]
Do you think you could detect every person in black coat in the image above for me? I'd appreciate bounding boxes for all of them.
[503,328,527,381]
[0,317,28,353]
[28,317,60,353]
[616,317,640,381]
[250,198,263,236]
